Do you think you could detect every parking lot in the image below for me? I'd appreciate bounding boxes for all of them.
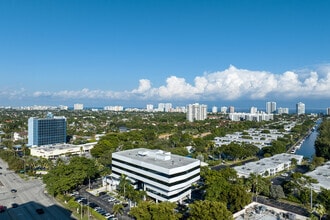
[78,186,131,220]
[0,159,74,220]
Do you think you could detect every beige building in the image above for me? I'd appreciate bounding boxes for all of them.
[30,142,96,159]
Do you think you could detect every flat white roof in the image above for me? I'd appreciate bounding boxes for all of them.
[234,153,303,176]
[305,161,330,191]
[112,148,200,169]
[30,142,96,152]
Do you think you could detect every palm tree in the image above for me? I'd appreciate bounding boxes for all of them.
[313,204,326,220]
[246,173,264,202]
[119,174,132,198]
[112,203,124,217]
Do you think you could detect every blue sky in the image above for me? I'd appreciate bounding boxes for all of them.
[1,0,330,109]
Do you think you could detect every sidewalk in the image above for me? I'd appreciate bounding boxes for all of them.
[86,185,108,196]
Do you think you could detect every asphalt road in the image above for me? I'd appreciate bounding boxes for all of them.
[255,196,310,217]
[211,158,258,171]
[0,158,74,220]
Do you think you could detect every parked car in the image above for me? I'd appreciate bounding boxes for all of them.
[36,208,44,214]
[108,197,116,202]
[0,205,6,213]
[94,207,102,211]
[88,202,98,208]
[105,213,115,218]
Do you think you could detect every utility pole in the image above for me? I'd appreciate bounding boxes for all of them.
[80,202,83,220]
[87,196,90,220]
[310,185,313,210]
[124,182,126,199]
[255,177,258,203]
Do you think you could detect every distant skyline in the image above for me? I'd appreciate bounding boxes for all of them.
[1,1,330,108]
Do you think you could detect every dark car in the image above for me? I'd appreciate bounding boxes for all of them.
[36,208,44,214]
[0,205,6,213]
[11,189,17,193]
[11,203,19,208]
[88,202,98,208]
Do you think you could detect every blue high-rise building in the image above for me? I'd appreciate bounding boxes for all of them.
[28,112,67,146]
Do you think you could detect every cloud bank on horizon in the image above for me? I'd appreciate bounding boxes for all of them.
[2,65,330,104]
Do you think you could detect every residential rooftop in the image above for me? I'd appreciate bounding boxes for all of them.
[234,202,308,220]
[234,153,304,177]
[214,128,289,149]
[305,161,330,192]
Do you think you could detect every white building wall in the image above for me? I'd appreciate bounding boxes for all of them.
[111,149,200,203]
[296,102,305,115]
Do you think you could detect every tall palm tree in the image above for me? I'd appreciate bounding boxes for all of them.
[112,203,124,217]
[313,204,326,220]
[246,173,264,202]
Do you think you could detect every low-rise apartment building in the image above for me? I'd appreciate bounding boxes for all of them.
[214,128,285,149]
[305,161,330,192]
[234,153,303,178]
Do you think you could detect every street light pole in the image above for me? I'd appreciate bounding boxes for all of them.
[310,185,313,210]
[80,201,83,220]
[87,196,90,220]
[124,182,126,199]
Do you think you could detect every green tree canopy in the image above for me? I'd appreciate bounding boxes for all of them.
[129,201,181,220]
[315,120,330,159]
[43,157,98,196]
[203,168,251,212]
[188,200,233,220]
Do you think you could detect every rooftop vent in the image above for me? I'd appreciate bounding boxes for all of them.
[138,151,148,156]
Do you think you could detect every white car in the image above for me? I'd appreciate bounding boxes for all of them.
[108,197,116,202]
[94,207,101,211]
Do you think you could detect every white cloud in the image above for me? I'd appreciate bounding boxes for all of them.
[157,76,200,99]
[132,79,151,93]
[2,65,330,103]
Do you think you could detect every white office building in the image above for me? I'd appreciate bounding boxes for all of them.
[146,104,154,112]
[157,103,172,112]
[277,107,289,115]
[220,106,228,113]
[250,107,258,114]
[229,106,235,113]
[211,106,218,113]
[186,103,207,122]
[104,106,124,111]
[296,102,305,115]
[266,102,276,114]
[109,148,200,203]
[229,112,273,122]
[74,103,84,110]
[59,105,68,110]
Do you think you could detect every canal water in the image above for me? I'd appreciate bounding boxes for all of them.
[295,119,322,159]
